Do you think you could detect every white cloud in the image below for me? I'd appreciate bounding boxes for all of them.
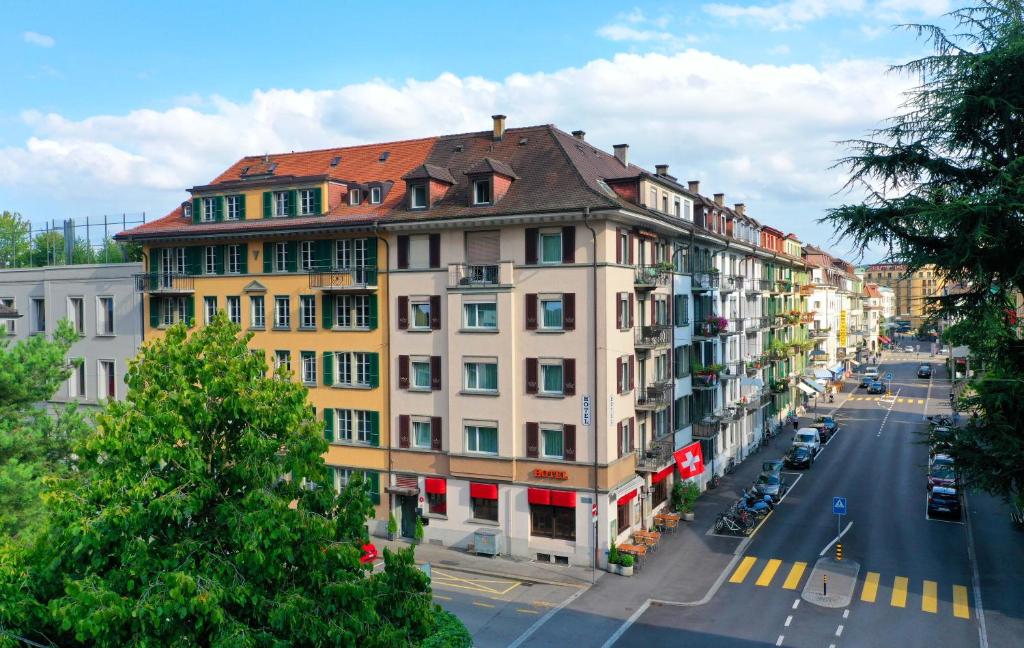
[0,50,910,247]
[597,25,674,42]
[860,24,888,39]
[23,31,55,47]
[877,0,950,16]
[597,8,681,44]
[769,44,791,54]
[703,0,865,31]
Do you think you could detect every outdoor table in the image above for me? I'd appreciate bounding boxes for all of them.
[617,543,648,569]
[633,530,661,551]
[654,513,681,532]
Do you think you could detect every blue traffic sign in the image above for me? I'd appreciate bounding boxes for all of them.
[832,496,848,516]
[885,372,893,381]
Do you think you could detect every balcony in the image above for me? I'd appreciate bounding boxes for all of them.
[309,267,378,291]
[748,279,771,293]
[776,280,793,293]
[635,433,676,472]
[719,275,742,292]
[719,318,743,335]
[720,361,744,380]
[447,261,513,289]
[810,327,831,339]
[742,391,770,410]
[800,312,816,324]
[693,321,721,338]
[135,272,195,293]
[692,420,721,439]
[634,264,672,290]
[635,381,672,411]
[635,324,672,349]
[692,371,720,390]
[692,271,720,292]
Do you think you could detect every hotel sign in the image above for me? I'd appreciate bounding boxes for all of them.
[533,468,569,481]
[839,310,848,347]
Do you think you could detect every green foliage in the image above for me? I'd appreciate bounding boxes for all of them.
[617,554,635,568]
[414,516,424,542]
[388,512,399,535]
[0,211,31,268]
[673,480,700,513]
[421,609,473,648]
[0,315,452,647]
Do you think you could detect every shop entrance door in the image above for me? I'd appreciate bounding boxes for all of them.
[400,495,417,539]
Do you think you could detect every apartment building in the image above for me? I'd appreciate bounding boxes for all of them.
[860,263,945,330]
[0,263,143,405]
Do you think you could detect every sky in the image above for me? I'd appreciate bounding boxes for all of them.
[0,0,958,260]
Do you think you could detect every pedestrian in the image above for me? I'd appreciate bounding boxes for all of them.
[792,416,799,431]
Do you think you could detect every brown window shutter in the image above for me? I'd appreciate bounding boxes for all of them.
[628,233,635,264]
[651,297,656,325]
[561,225,575,263]
[430,416,442,450]
[616,357,623,394]
[525,228,538,264]
[428,233,441,268]
[564,425,576,462]
[398,355,410,389]
[526,357,538,394]
[397,296,409,329]
[628,293,634,328]
[563,358,576,395]
[563,293,575,330]
[525,293,538,330]
[617,421,623,459]
[397,235,409,269]
[398,415,410,448]
[526,422,539,458]
[429,295,441,330]
[430,355,442,390]
[629,417,635,451]
[628,355,635,391]
[616,229,623,264]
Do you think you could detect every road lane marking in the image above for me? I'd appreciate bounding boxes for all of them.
[963,490,990,645]
[756,559,782,587]
[517,608,539,615]
[473,600,495,608]
[532,600,556,608]
[776,635,784,646]
[843,609,849,619]
[784,615,792,627]
[953,585,970,619]
[783,562,807,590]
[729,556,757,584]
[433,594,451,601]
[922,580,938,613]
[891,576,908,608]
[861,572,879,602]
[431,568,521,595]
[836,625,844,637]
[792,599,800,609]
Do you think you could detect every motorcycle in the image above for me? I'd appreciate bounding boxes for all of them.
[739,489,774,516]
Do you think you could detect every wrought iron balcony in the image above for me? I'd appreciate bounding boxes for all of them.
[810,327,831,339]
[692,372,720,390]
[691,271,720,291]
[635,324,672,349]
[447,262,513,289]
[634,265,672,290]
[719,275,742,292]
[309,267,378,291]
[720,362,744,379]
[635,381,672,411]
[635,433,676,472]
[692,420,721,439]
[719,318,743,335]
[135,272,195,293]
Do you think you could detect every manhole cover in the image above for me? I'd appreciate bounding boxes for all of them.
[802,557,860,608]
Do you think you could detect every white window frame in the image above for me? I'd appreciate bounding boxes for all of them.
[463,301,497,330]
[465,423,499,455]
[274,191,289,217]
[204,296,217,325]
[301,352,317,385]
[540,361,564,395]
[299,295,316,329]
[540,426,564,459]
[275,242,288,272]
[335,351,372,388]
[227,244,242,274]
[226,296,241,325]
[410,299,431,330]
[349,188,361,206]
[274,296,290,329]
[300,189,316,215]
[182,203,192,220]
[472,179,492,205]
[67,297,84,335]
[201,197,216,222]
[620,355,631,393]
[369,186,382,204]
[31,297,45,333]
[539,296,564,330]
[204,246,217,274]
[412,419,431,448]
[538,231,562,264]
[226,195,242,220]
[274,350,291,374]
[69,359,85,399]
[94,296,114,335]
[410,184,428,209]
[98,359,116,400]
[300,241,314,271]
[463,361,498,393]
[250,296,265,329]
[411,359,431,390]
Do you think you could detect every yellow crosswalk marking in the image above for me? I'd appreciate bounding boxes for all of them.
[891,576,908,608]
[730,556,757,584]
[922,580,938,613]
[918,399,925,404]
[756,559,782,587]
[861,572,880,603]
[953,585,970,619]
[782,562,807,590]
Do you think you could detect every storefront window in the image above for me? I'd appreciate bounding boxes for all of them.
[651,479,668,507]
[427,492,447,515]
[473,497,498,522]
[530,505,575,541]
[617,501,630,533]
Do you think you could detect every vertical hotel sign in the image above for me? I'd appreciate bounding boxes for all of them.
[839,310,848,347]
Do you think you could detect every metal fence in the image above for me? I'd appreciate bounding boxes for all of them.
[0,213,147,268]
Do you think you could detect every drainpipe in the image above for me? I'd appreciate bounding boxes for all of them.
[140,251,149,342]
[373,221,393,527]
[582,208,598,582]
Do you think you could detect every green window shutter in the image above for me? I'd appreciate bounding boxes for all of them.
[191,198,201,224]
[364,238,378,285]
[237,195,247,219]
[323,351,334,386]
[368,412,380,448]
[263,243,273,273]
[323,408,334,442]
[214,196,225,222]
[239,243,248,274]
[368,352,379,388]
[287,242,298,273]
[288,189,298,217]
[367,294,378,330]
[185,296,195,328]
[316,239,332,270]
[215,245,226,274]
[148,249,159,273]
[322,294,334,329]
[367,470,380,505]
[185,247,202,275]
[149,297,159,328]
[263,192,273,218]
[313,187,323,215]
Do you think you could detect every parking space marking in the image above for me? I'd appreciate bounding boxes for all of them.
[891,576,909,608]
[861,572,880,602]
[756,559,782,587]
[729,556,758,584]
[922,580,938,613]
[431,568,521,596]
[473,600,496,608]
[783,562,807,590]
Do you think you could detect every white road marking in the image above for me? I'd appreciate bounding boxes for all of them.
[964,490,990,648]
[876,388,900,437]
[792,599,800,610]
[819,520,854,557]
[508,584,592,648]
[784,615,792,627]
[776,635,785,646]
[843,609,849,619]
[836,625,844,637]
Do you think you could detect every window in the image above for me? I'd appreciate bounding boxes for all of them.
[540,362,563,395]
[227,296,241,325]
[201,197,216,222]
[473,179,492,205]
[68,297,84,335]
[349,188,362,205]
[334,351,376,388]
[300,241,315,271]
[227,245,242,274]
[301,351,317,385]
[662,194,668,212]
[674,197,681,217]
[250,296,265,328]
[300,295,316,328]
[411,360,431,390]
[464,361,498,392]
[617,293,630,329]
[652,479,668,508]
[335,238,367,270]
[410,300,431,329]
[98,360,115,400]
[335,295,372,329]
[649,188,658,208]
[427,490,447,515]
[275,242,288,272]
[369,186,382,204]
[335,409,375,444]
[300,189,317,215]
[274,296,291,329]
[540,297,563,330]
[464,302,497,329]
[204,246,218,274]
[618,230,631,265]
[410,184,428,209]
[412,420,431,448]
[539,231,562,264]
[466,424,498,454]
[204,296,218,325]
[273,191,290,217]
[97,297,114,334]
[531,502,575,541]
[69,359,85,398]
[617,499,631,534]
[226,195,243,220]
[472,493,499,522]
[619,356,632,394]
[161,296,187,327]
[31,298,45,333]
[274,350,291,374]
[182,203,192,220]
[541,427,564,459]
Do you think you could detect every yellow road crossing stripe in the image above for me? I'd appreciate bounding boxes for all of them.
[918,399,925,404]
[730,556,758,584]
[473,600,495,608]
[517,608,539,615]
[953,585,970,619]
[891,576,908,608]
[433,594,452,601]
[861,572,880,602]
[782,562,807,590]
[756,559,782,586]
[922,580,938,613]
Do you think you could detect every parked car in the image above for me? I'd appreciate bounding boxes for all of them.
[761,459,784,476]
[927,486,962,518]
[784,445,814,469]
[861,367,880,387]
[792,428,821,455]
[918,364,932,378]
[928,454,957,490]
[930,427,954,456]
[867,380,886,394]
[905,345,916,353]
[753,471,786,499]
[814,415,839,442]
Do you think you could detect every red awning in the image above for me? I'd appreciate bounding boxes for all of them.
[652,464,675,484]
[878,335,891,344]
[528,487,551,505]
[551,490,576,508]
[470,482,498,500]
[425,478,446,495]
[617,489,638,506]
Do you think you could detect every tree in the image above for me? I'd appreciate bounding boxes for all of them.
[0,211,31,268]
[0,315,453,647]
[823,1,1024,502]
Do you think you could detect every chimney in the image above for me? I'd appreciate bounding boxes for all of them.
[688,180,700,193]
[655,164,669,176]
[714,193,725,206]
[572,130,586,141]
[734,203,745,216]
[492,114,506,141]
[613,144,629,166]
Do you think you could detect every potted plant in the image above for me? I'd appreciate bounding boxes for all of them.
[387,513,398,541]
[679,481,700,521]
[606,544,634,576]
[656,260,675,274]
[414,516,424,545]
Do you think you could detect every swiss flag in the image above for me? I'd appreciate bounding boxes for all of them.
[674,441,705,479]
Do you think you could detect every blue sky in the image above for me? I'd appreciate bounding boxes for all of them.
[1,0,955,258]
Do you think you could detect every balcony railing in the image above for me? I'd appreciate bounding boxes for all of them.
[635,433,676,472]
[811,328,831,339]
[748,279,771,293]
[719,275,742,292]
[692,272,720,291]
[776,280,793,293]
[447,261,513,289]
[309,267,378,291]
[692,420,721,439]
[719,318,743,335]
[693,321,720,338]
[742,391,771,410]
[634,265,671,289]
[800,312,816,324]
[692,372,720,390]
[635,324,672,349]
[635,381,672,410]
[720,362,744,379]
[135,272,195,293]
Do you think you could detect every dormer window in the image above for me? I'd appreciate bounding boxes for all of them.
[201,197,217,222]
[370,186,382,204]
[410,184,428,209]
[349,188,362,206]
[473,179,492,205]
[182,202,192,219]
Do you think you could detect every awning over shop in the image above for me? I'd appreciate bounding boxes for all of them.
[878,335,891,344]
[802,379,826,394]
[652,464,675,484]
[829,363,844,376]
[849,359,861,367]
[797,381,818,396]
[528,488,576,507]
[528,487,550,505]
[470,482,498,500]
[741,377,765,388]
[617,489,638,505]
[812,368,833,380]
[425,478,446,494]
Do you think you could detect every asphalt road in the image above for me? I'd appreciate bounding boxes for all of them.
[615,352,986,647]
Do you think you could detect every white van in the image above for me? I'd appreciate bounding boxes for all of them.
[792,428,822,455]
[864,366,880,380]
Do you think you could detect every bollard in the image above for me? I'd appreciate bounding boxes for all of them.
[836,543,843,562]
[824,573,828,596]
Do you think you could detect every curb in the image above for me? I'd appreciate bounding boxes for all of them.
[422,560,594,588]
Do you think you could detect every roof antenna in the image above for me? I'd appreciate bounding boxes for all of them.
[263,153,269,162]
